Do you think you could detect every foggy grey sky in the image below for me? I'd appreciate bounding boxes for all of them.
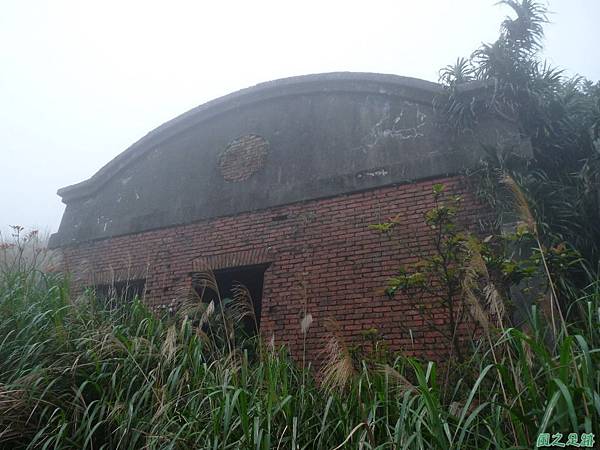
[1,0,599,236]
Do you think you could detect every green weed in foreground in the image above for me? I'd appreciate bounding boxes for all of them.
[0,267,598,449]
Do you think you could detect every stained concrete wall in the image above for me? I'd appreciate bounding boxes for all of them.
[49,72,527,248]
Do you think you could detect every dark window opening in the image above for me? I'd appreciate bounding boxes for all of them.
[93,279,146,309]
[193,264,268,335]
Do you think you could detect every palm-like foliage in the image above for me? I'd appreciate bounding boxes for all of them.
[498,0,548,55]
[439,0,600,285]
[439,57,475,86]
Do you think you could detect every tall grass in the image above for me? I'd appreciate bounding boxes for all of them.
[0,231,598,448]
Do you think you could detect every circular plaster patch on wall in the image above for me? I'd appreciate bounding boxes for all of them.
[219,134,269,182]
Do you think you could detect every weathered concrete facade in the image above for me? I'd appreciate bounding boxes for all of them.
[50,73,527,361]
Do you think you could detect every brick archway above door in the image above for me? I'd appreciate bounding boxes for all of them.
[191,248,275,272]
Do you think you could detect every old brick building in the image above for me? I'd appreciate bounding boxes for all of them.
[49,73,527,362]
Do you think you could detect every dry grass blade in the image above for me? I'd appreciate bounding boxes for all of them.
[176,299,203,321]
[484,284,505,328]
[0,384,26,411]
[229,283,258,333]
[319,334,355,393]
[193,271,220,298]
[520,324,535,370]
[379,364,416,394]
[462,236,508,331]
[199,300,215,329]
[463,278,492,336]
[501,174,536,233]
[300,313,313,335]
[161,324,178,362]
[222,348,243,374]
[268,333,276,354]
[192,270,233,353]
[0,384,30,443]
[461,239,492,335]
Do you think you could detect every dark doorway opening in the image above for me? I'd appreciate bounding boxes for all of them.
[193,263,269,334]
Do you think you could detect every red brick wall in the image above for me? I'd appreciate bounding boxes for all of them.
[61,176,486,363]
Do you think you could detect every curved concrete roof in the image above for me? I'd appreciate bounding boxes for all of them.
[58,73,445,202]
[50,72,524,247]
